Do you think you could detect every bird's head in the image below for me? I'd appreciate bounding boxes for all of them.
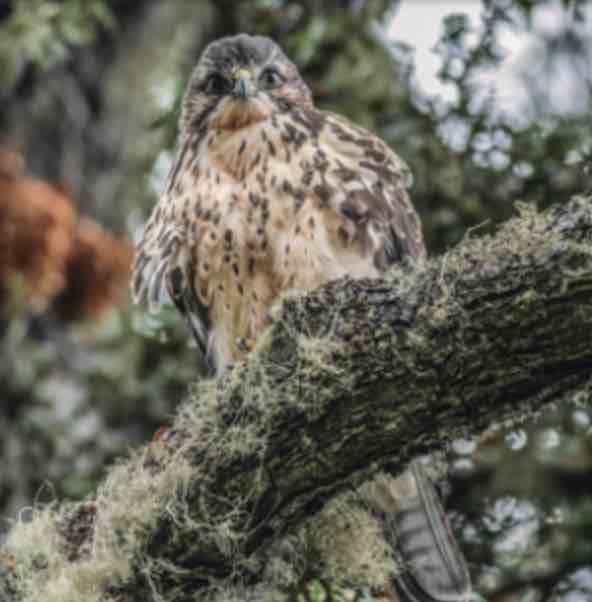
[180,34,312,134]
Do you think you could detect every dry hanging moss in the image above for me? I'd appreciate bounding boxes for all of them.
[2,197,592,602]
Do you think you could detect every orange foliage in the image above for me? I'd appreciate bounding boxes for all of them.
[56,217,133,321]
[0,151,76,310]
[0,148,132,320]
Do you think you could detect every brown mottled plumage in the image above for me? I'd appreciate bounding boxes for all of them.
[132,35,469,602]
[133,34,424,374]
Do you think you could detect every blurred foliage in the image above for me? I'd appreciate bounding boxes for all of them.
[449,401,592,601]
[0,0,115,93]
[0,149,132,318]
[0,0,591,600]
[0,307,197,518]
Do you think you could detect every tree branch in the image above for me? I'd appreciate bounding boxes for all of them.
[2,196,592,602]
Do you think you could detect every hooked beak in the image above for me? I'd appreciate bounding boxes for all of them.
[232,68,255,100]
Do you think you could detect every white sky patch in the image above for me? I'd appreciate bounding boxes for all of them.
[388,0,484,103]
[387,0,591,119]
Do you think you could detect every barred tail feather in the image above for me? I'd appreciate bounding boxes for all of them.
[364,462,471,602]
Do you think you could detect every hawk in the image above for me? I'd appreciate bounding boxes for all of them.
[132,34,470,602]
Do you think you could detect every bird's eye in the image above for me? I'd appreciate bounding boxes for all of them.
[205,73,230,95]
[259,67,284,90]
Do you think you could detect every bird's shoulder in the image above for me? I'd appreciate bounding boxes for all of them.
[294,107,426,265]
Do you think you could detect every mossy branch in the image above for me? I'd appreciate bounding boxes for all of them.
[2,196,592,602]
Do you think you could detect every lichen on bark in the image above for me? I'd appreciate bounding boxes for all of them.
[1,196,592,602]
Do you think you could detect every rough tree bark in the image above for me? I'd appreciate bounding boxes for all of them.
[1,196,591,602]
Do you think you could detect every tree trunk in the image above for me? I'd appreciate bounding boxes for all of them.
[2,196,592,602]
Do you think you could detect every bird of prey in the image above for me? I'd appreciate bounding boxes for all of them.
[132,34,471,602]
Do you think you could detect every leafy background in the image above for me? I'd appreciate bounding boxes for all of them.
[0,1,591,600]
